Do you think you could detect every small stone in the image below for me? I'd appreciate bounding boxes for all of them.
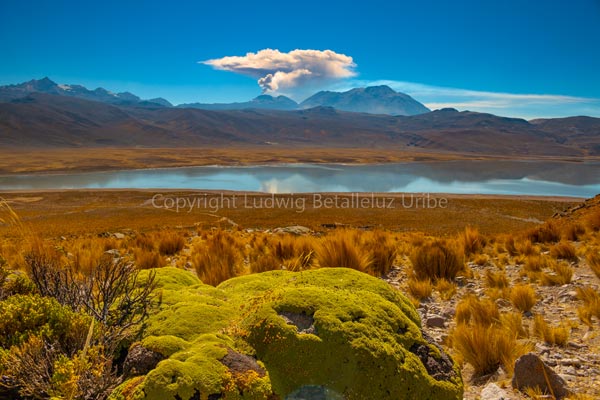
[512,353,570,399]
[481,382,510,400]
[426,315,446,328]
[123,343,165,378]
[113,232,126,239]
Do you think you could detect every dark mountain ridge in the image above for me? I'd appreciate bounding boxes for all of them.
[1,91,599,157]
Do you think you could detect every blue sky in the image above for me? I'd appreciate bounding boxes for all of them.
[1,0,599,118]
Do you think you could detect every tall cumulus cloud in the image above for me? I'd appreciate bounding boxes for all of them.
[201,49,356,93]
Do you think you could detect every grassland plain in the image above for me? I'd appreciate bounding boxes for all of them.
[0,146,596,174]
[1,191,600,399]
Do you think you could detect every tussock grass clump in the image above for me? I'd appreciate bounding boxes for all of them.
[509,284,537,313]
[435,278,457,300]
[540,261,573,286]
[586,250,600,279]
[460,226,486,256]
[485,269,509,289]
[563,223,586,241]
[134,234,155,251]
[517,240,539,257]
[550,241,578,262]
[576,287,600,326]
[250,252,281,274]
[451,293,532,376]
[526,222,561,244]
[407,278,433,300]
[410,240,464,281]
[504,236,519,256]
[586,209,600,232]
[500,312,528,339]
[524,255,549,272]
[455,295,500,326]
[363,230,397,276]
[533,315,570,347]
[316,231,371,272]
[192,230,240,286]
[158,232,185,256]
[452,323,531,376]
[135,249,165,270]
[273,234,313,261]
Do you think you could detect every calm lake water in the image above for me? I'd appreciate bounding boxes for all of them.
[1,161,600,197]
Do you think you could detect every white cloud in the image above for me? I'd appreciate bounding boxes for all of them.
[202,49,356,94]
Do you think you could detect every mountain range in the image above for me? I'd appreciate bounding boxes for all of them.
[0,78,429,116]
[180,85,430,116]
[1,82,599,156]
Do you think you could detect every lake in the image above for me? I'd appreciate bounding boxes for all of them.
[1,161,600,197]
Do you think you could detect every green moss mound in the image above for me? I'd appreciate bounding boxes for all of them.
[113,268,463,400]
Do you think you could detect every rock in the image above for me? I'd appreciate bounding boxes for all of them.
[104,249,120,257]
[512,353,570,399]
[113,232,126,239]
[123,343,165,378]
[273,225,311,235]
[426,315,446,328]
[481,382,510,400]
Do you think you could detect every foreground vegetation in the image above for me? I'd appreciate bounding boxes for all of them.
[1,195,600,398]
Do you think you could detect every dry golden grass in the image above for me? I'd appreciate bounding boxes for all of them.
[410,240,464,281]
[435,278,457,301]
[509,284,537,313]
[455,295,500,326]
[563,222,586,241]
[270,234,315,271]
[451,308,531,376]
[0,146,485,175]
[157,232,186,256]
[518,240,539,257]
[576,287,600,326]
[524,255,549,272]
[134,249,165,270]
[540,261,573,286]
[249,252,281,274]
[586,209,600,232]
[504,236,519,256]
[362,230,398,276]
[485,270,509,289]
[0,191,577,240]
[533,315,570,347]
[586,250,600,279]
[500,312,528,339]
[550,241,578,262]
[526,222,562,243]
[407,278,433,300]
[192,230,241,286]
[460,226,486,256]
[316,230,371,272]
[472,254,489,266]
[133,234,155,251]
